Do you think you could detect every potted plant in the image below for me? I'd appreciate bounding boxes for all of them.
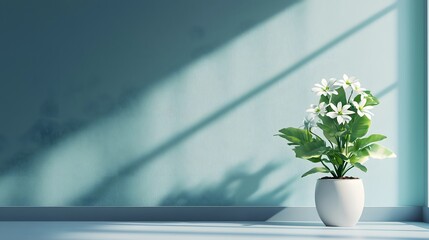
[276,74,396,227]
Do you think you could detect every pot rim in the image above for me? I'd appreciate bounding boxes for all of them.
[317,178,362,181]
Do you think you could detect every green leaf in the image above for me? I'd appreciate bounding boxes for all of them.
[353,94,362,103]
[301,167,330,178]
[353,91,379,106]
[336,152,348,161]
[349,147,370,164]
[321,158,331,163]
[317,123,336,143]
[354,134,387,150]
[351,162,367,172]
[277,127,311,145]
[364,91,380,106]
[293,140,327,159]
[307,157,322,163]
[326,149,344,166]
[318,116,338,143]
[367,144,396,159]
[330,87,347,105]
[319,95,329,104]
[349,116,371,142]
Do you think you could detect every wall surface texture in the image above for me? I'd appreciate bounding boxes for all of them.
[0,0,425,206]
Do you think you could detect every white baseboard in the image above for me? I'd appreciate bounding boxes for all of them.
[0,206,422,221]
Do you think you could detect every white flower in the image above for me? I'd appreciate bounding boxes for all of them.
[306,102,327,116]
[312,78,338,96]
[352,98,374,119]
[303,115,319,129]
[326,102,355,125]
[334,74,359,89]
[351,82,367,97]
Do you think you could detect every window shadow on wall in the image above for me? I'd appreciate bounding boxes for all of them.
[72,3,397,206]
[0,0,301,204]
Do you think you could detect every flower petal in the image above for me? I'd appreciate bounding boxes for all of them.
[365,109,374,115]
[342,104,351,110]
[326,112,337,119]
[342,109,354,115]
[329,103,338,112]
[328,78,337,85]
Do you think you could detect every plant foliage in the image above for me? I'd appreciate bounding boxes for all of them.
[276,75,396,178]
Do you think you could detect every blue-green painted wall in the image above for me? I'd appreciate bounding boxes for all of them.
[397,0,426,207]
[0,0,425,206]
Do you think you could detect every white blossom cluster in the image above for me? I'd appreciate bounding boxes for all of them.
[304,74,374,128]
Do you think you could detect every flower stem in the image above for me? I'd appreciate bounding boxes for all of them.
[336,137,342,152]
[309,130,323,141]
[327,140,334,149]
[348,89,354,103]
[345,134,349,156]
[320,160,332,173]
[331,161,340,176]
[337,163,343,177]
[342,165,354,176]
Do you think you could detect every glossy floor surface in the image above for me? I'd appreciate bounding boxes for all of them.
[1,221,428,240]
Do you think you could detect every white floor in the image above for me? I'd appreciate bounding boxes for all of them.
[0,221,428,240]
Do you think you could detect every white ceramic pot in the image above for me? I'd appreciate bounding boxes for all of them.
[315,178,364,227]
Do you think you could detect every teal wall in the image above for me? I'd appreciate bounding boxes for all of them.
[0,0,425,206]
[397,0,427,207]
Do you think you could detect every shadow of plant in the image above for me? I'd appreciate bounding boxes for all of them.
[160,161,297,206]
